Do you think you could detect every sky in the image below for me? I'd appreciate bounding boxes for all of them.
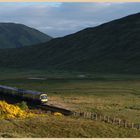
[0,2,140,37]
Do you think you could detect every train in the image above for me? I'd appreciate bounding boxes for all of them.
[0,85,48,104]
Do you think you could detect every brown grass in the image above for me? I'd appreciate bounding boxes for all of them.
[0,115,140,138]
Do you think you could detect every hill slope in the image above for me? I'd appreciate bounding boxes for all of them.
[0,23,52,48]
[0,13,140,74]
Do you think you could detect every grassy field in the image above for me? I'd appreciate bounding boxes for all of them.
[1,115,140,138]
[1,69,140,137]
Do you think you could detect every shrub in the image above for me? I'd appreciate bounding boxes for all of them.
[53,112,63,116]
[16,101,28,110]
[0,101,34,119]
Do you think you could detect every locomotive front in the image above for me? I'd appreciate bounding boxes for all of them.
[40,93,48,104]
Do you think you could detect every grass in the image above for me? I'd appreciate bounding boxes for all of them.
[0,116,140,138]
[1,71,140,123]
[1,69,140,137]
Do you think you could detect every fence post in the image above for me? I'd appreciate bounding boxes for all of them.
[112,117,116,124]
[78,112,81,117]
[76,112,79,117]
[103,115,106,122]
[95,113,98,120]
[73,112,75,116]
[107,116,110,123]
[75,112,78,117]
[91,113,93,120]
[85,112,87,118]
[118,119,121,126]
[86,112,88,118]
[124,121,127,128]
[88,112,91,119]
[85,112,88,118]
[91,113,96,120]
[91,112,93,119]
[83,112,86,118]
[138,124,140,130]
[80,112,84,117]
[131,123,134,129]
[90,112,92,119]
[99,115,102,121]
[79,111,81,117]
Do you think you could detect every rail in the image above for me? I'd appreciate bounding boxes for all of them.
[37,104,73,116]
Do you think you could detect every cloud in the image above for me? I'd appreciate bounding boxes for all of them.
[0,2,139,37]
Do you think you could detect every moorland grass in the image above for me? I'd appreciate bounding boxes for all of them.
[1,70,140,137]
[0,116,140,138]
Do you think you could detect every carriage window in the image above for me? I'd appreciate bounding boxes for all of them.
[41,95,47,99]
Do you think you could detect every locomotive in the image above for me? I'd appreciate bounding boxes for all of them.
[0,85,48,104]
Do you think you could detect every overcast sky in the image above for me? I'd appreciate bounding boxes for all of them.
[0,2,140,37]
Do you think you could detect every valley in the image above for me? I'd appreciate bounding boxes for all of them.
[0,12,140,137]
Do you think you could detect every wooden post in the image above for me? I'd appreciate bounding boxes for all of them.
[91,113,95,120]
[77,112,79,117]
[112,117,116,124]
[124,121,127,128]
[90,112,92,119]
[99,115,102,121]
[74,112,77,117]
[87,112,90,119]
[89,112,92,119]
[131,123,134,129]
[87,112,89,118]
[118,119,121,126]
[91,113,93,120]
[83,112,86,118]
[138,124,140,130]
[76,112,79,117]
[95,113,98,120]
[107,116,110,123]
[103,115,106,122]
[76,112,78,117]
[86,112,88,118]
[79,111,81,117]
[80,112,84,117]
[91,113,94,120]
[84,112,87,118]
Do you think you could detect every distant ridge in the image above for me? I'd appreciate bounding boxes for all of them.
[0,13,140,74]
[0,23,52,48]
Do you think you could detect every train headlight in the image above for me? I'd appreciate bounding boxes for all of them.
[40,94,48,102]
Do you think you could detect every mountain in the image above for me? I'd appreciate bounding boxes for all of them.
[0,23,52,48]
[0,13,140,74]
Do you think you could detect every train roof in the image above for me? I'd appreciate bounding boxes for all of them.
[0,85,17,91]
[18,89,42,95]
[0,85,46,95]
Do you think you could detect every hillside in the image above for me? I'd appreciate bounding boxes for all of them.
[0,23,52,48]
[0,13,140,74]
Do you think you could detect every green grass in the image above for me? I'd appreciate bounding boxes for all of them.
[1,70,140,137]
[1,116,140,138]
[1,70,140,123]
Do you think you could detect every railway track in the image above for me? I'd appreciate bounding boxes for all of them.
[37,104,73,116]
